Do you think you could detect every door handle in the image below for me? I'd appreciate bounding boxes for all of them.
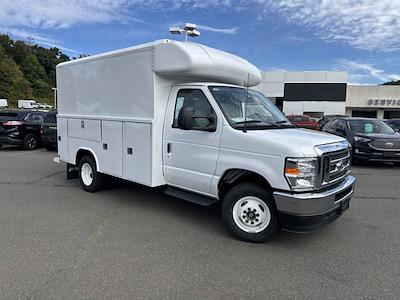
[167,143,172,153]
[167,143,172,157]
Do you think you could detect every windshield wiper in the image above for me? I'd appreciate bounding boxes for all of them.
[235,120,281,128]
[235,120,262,124]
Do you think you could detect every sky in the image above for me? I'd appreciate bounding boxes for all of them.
[0,0,399,85]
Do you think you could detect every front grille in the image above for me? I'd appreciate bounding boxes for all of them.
[321,149,351,186]
[369,140,400,151]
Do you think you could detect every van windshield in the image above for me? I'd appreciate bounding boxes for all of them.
[209,86,292,129]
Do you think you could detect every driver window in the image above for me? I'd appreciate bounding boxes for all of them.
[172,89,214,129]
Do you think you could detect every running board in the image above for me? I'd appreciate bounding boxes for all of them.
[164,187,218,206]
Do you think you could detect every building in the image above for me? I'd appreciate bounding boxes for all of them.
[254,71,347,118]
[346,85,400,119]
[254,71,400,119]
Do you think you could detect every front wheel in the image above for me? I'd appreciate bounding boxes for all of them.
[22,133,39,150]
[78,155,105,192]
[222,183,280,243]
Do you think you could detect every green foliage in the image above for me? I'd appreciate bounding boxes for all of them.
[0,34,71,107]
[383,80,400,85]
[0,44,32,107]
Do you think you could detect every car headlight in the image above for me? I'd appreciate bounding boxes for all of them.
[285,158,318,191]
[354,136,371,143]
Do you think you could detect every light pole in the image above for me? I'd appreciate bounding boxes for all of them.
[52,88,57,109]
[169,23,200,41]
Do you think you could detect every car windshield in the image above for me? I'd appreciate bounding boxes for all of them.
[208,86,291,129]
[347,119,396,134]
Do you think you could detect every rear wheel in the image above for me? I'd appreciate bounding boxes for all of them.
[22,133,38,150]
[78,155,105,192]
[222,182,280,243]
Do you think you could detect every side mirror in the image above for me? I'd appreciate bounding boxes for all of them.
[178,107,216,132]
[178,107,195,130]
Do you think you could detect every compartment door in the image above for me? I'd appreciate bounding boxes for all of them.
[123,122,152,185]
[101,121,123,177]
[57,117,69,162]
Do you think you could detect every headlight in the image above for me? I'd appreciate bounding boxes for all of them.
[354,136,371,143]
[285,158,318,191]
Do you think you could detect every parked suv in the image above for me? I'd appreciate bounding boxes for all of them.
[0,110,48,150]
[41,111,57,151]
[323,117,400,164]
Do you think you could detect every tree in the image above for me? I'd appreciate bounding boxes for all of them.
[383,80,400,85]
[11,40,30,65]
[0,34,71,106]
[0,45,32,106]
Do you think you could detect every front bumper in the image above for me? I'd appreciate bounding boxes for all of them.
[273,175,356,232]
[354,148,400,162]
[0,136,23,146]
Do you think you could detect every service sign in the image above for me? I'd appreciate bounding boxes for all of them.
[367,99,400,106]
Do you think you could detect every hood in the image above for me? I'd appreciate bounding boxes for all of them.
[356,132,400,140]
[221,127,347,158]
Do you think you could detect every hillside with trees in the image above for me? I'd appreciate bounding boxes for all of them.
[383,80,400,85]
[0,34,70,107]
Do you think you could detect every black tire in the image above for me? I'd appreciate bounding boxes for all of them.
[78,155,105,192]
[222,182,280,243]
[394,162,400,167]
[22,133,39,150]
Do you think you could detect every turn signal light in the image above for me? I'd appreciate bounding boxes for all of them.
[285,167,300,175]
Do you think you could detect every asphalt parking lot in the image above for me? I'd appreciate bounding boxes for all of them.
[0,147,399,299]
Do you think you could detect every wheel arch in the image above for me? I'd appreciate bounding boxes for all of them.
[75,147,100,170]
[218,168,273,200]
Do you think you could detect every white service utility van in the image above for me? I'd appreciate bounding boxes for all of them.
[18,99,38,109]
[56,40,355,242]
[0,99,7,109]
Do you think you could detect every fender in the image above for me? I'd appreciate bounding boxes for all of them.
[75,147,100,171]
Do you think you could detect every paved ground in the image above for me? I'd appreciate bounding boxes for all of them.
[0,146,399,300]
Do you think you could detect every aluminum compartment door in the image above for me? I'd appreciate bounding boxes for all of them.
[57,117,68,162]
[101,121,123,177]
[123,122,152,186]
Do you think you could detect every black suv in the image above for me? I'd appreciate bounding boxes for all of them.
[0,110,49,150]
[323,117,400,165]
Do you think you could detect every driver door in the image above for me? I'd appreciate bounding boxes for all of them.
[163,86,221,196]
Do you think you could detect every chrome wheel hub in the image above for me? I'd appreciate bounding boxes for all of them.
[233,196,271,233]
[81,162,93,186]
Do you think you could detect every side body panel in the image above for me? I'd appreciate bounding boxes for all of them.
[123,122,152,185]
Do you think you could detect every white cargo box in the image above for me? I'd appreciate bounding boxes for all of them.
[56,39,261,187]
